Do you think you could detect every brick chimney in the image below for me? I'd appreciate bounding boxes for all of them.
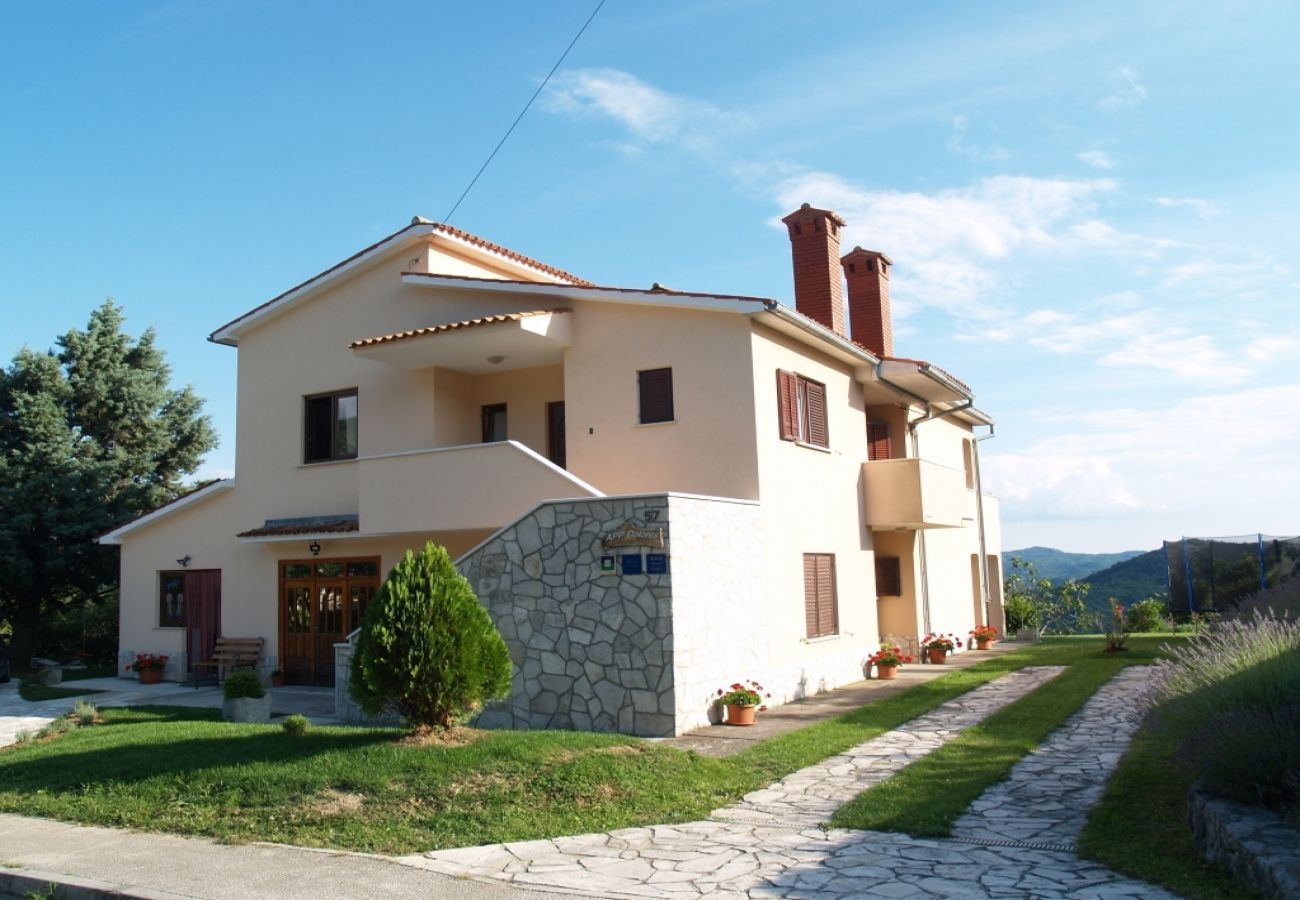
[841,246,893,357]
[781,203,847,336]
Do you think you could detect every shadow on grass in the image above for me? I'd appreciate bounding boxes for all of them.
[0,706,399,792]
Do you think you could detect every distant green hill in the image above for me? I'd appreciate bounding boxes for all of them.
[1003,546,1145,583]
[1080,548,1169,610]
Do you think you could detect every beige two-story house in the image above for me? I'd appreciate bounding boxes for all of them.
[102,203,1003,736]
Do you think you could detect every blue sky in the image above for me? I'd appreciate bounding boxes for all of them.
[2,1,1297,552]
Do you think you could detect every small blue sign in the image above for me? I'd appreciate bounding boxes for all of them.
[620,553,643,575]
[646,553,669,574]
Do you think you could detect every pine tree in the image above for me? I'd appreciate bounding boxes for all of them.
[0,300,216,669]
[350,542,512,731]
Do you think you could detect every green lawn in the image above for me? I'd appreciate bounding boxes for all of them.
[0,633,1239,900]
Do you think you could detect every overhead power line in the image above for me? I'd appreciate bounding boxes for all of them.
[441,0,608,225]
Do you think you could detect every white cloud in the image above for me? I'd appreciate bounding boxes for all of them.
[984,383,1300,525]
[1098,66,1149,112]
[1153,196,1219,219]
[772,172,1116,316]
[541,68,743,154]
[947,115,1010,162]
[1244,335,1300,362]
[1097,333,1249,382]
[1077,149,1116,169]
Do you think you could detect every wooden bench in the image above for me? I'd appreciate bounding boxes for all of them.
[191,637,264,687]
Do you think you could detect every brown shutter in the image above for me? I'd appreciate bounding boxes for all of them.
[777,370,799,441]
[867,421,891,461]
[875,556,902,596]
[805,380,828,448]
[803,554,819,637]
[638,368,674,424]
[815,554,838,636]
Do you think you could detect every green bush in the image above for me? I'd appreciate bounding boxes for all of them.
[223,671,265,700]
[282,714,310,737]
[1125,596,1166,632]
[349,542,511,732]
[72,700,98,725]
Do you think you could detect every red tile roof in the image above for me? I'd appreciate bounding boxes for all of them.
[210,221,590,343]
[399,271,775,305]
[350,308,570,349]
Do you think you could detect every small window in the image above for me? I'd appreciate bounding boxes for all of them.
[803,553,839,638]
[304,389,358,463]
[867,421,892,461]
[482,403,508,442]
[159,572,187,628]
[875,556,902,597]
[777,370,828,448]
[638,368,674,424]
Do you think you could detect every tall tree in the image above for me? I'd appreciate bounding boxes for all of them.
[0,301,216,669]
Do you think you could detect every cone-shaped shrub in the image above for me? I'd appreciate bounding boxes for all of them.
[349,542,511,730]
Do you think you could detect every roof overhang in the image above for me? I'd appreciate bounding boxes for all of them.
[98,480,234,545]
[351,310,573,374]
[399,272,771,315]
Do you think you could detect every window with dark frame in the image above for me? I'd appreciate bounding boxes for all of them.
[802,553,839,638]
[304,389,358,463]
[875,556,903,597]
[638,367,674,424]
[159,571,186,628]
[481,403,508,443]
[777,370,828,448]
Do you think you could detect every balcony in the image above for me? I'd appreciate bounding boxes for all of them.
[358,440,601,535]
[862,458,969,530]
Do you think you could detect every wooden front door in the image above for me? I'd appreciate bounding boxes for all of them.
[184,570,221,679]
[278,558,380,686]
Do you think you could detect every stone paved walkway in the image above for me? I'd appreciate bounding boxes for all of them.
[401,666,1178,898]
[713,666,1065,828]
[951,666,1153,850]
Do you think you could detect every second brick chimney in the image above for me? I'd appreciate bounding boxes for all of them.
[841,246,893,358]
[782,203,847,336]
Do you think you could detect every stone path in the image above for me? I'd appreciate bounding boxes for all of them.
[951,666,1153,850]
[401,666,1179,898]
[713,666,1065,828]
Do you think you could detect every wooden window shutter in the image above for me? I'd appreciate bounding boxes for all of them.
[867,421,891,461]
[875,556,902,597]
[804,553,838,638]
[816,554,838,636]
[638,368,674,424]
[777,370,799,441]
[805,380,828,448]
[803,555,819,637]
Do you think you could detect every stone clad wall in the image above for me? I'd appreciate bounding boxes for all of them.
[1189,785,1300,899]
[461,495,678,736]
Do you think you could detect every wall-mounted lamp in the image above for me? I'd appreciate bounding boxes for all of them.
[308,540,321,557]
[176,555,192,568]
[486,354,506,365]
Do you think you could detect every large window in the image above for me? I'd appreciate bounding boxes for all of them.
[777,370,828,448]
[803,553,839,638]
[304,389,358,463]
[638,368,674,424]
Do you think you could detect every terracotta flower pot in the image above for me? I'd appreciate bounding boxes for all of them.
[725,703,757,726]
[927,647,948,664]
[976,639,993,651]
[875,664,899,680]
[138,668,162,685]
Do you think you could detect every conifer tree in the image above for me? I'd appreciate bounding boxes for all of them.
[0,300,216,669]
[350,542,512,731]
